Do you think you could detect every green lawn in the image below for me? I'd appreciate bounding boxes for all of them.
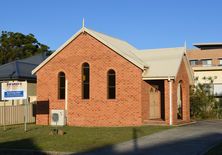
[0,124,171,152]
[205,142,222,155]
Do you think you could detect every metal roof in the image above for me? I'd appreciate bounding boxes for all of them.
[32,27,193,83]
[135,47,185,78]
[0,53,48,81]
[32,27,147,74]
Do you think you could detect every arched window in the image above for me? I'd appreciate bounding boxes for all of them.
[58,72,65,99]
[82,63,90,99]
[107,69,116,99]
[177,81,183,119]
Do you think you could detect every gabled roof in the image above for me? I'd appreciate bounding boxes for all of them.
[135,47,185,78]
[32,27,147,74]
[0,53,48,81]
[134,47,194,84]
[31,27,193,84]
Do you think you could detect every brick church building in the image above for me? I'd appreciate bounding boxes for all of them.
[32,27,193,126]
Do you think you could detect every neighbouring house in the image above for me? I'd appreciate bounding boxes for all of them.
[32,27,193,126]
[187,43,222,98]
[0,52,49,106]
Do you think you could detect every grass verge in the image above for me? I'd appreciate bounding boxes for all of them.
[0,124,171,152]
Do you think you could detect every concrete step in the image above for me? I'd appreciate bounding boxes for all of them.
[143,119,167,125]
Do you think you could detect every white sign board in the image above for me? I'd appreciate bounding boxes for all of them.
[1,81,27,100]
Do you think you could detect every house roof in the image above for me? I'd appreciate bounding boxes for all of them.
[32,27,147,74]
[32,27,193,84]
[135,47,194,84]
[0,53,48,81]
[135,47,185,78]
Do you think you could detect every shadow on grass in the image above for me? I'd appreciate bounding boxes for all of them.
[0,138,47,155]
[1,127,222,155]
[73,130,222,155]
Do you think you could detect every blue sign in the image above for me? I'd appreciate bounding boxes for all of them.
[1,81,27,100]
[4,91,24,98]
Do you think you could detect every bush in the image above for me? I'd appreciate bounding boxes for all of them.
[190,77,222,119]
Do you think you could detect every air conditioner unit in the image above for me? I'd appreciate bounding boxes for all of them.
[51,110,66,126]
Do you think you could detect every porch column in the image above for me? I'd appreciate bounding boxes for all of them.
[168,78,173,125]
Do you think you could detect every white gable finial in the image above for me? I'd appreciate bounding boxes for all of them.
[184,40,187,53]
[184,40,187,48]
[82,18,85,28]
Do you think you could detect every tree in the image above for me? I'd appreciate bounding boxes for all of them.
[190,76,222,119]
[0,31,51,64]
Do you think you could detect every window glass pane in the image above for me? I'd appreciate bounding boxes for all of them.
[109,87,116,99]
[60,76,65,87]
[219,59,222,66]
[60,88,65,99]
[83,84,89,99]
[58,72,65,99]
[108,74,115,86]
[82,63,90,99]
[202,59,212,66]
[108,70,116,99]
[83,68,89,83]
[214,84,222,96]
[190,60,198,66]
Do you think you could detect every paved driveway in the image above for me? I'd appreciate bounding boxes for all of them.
[75,120,222,155]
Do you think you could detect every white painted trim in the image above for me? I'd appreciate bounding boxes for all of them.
[142,76,175,80]
[183,55,194,85]
[65,79,68,123]
[168,78,173,125]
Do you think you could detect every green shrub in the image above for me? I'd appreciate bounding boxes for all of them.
[190,77,222,119]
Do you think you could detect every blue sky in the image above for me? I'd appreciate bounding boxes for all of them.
[0,0,222,50]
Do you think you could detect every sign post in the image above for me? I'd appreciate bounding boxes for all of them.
[1,81,27,131]
[3,100,6,131]
[24,98,28,132]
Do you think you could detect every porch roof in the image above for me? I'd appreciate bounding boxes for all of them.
[134,47,186,79]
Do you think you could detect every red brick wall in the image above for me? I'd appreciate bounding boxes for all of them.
[36,32,144,126]
[172,59,190,124]
[164,80,170,124]
[141,81,150,121]
[187,49,222,66]
[162,59,190,125]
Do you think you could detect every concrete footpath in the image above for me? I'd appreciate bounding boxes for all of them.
[75,120,222,155]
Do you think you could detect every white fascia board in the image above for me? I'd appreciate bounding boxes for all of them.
[183,55,195,85]
[142,76,175,80]
[174,49,194,85]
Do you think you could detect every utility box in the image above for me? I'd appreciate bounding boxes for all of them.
[51,110,66,126]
